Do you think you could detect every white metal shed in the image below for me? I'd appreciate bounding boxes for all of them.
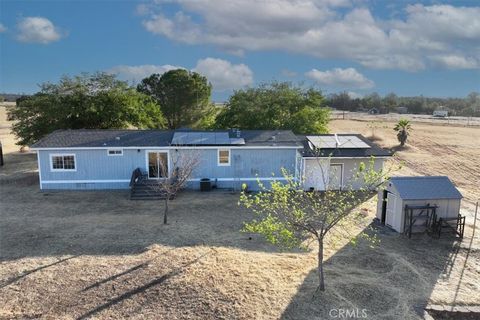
[376,176,462,233]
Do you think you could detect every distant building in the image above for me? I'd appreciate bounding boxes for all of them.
[396,107,408,114]
[433,110,448,117]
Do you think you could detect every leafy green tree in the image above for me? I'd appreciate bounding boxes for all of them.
[215,82,329,134]
[8,73,165,146]
[137,69,212,129]
[394,119,412,146]
[240,158,392,291]
[383,93,398,113]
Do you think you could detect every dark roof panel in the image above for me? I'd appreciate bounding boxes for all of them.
[390,176,463,200]
[299,134,392,158]
[30,129,174,148]
[30,129,302,148]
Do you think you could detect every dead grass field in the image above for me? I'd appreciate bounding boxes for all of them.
[0,107,479,319]
[330,119,480,209]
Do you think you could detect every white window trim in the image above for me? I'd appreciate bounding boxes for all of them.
[50,153,77,172]
[145,150,170,179]
[107,149,123,156]
[217,148,231,166]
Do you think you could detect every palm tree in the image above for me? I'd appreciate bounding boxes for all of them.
[394,119,412,146]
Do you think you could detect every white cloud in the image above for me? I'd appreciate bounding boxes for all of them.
[193,58,253,91]
[0,23,6,33]
[429,54,480,70]
[108,64,182,82]
[109,58,253,91]
[281,69,297,77]
[16,17,62,44]
[140,2,480,71]
[306,67,374,89]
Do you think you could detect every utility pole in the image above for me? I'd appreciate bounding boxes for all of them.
[0,141,4,166]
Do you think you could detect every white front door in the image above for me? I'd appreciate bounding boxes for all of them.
[385,192,396,227]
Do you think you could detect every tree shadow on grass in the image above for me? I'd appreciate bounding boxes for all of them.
[281,222,464,319]
[0,184,284,261]
[76,251,210,320]
[0,255,80,289]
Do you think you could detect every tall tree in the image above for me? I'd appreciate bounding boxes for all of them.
[137,69,212,129]
[8,73,165,146]
[240,158,392,291]
[215,82,329,134]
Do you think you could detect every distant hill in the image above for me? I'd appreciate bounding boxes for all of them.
[0,93,30,102]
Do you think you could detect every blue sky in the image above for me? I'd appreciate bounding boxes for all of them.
[0,0,479,101]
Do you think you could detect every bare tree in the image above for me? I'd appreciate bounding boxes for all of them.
[149,149,200,224]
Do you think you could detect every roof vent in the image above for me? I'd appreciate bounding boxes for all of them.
[115,136,121,140]
[231,128,241,138]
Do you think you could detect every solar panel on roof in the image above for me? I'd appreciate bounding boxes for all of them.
[171,132,231,145]
[306,135,370,149]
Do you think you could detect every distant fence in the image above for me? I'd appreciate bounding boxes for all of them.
[331,111,480,127]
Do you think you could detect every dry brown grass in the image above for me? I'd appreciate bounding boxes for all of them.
[330,119,480,209]
[0,110,479,319]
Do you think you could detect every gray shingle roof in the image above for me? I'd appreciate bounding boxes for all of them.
[390,176,463,200]
[30,129,175,148]
[30,129,302,148]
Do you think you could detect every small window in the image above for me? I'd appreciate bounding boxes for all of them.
[107,149,123,156]
[51,154,76,171]
[218,149,230,166]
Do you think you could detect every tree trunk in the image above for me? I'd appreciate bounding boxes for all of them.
[163,198,168,224]
[318,238,325,291]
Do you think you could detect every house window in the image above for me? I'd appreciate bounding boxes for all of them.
[51,154,76,171]
[148,151,169,179]
[107,149,123,156]
[218,149,230,166]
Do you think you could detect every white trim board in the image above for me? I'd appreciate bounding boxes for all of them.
[37,152,43,190]
[302,156,390,159]
[41,179,130,184]
[32,146,302,151]
[187,177,289,182]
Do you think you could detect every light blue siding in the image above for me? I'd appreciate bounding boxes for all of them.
[181,148,297,179]
[39,149,145,181]
[38,147,300,190]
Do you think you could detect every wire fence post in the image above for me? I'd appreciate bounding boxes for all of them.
[0,141,4,166]
[473,201,478,237]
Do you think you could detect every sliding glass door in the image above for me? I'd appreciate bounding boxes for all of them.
[148,151,169,179]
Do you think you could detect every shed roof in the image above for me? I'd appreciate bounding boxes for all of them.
[389,176,462,200]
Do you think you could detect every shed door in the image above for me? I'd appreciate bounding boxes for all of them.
[385,192,396,227]
[328,164,343,190]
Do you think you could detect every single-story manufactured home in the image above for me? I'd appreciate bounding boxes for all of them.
[30,129,391,191]
[376,176,463,234]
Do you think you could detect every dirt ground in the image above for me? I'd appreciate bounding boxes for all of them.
[0,107,479,319]
[330,119,480,211]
